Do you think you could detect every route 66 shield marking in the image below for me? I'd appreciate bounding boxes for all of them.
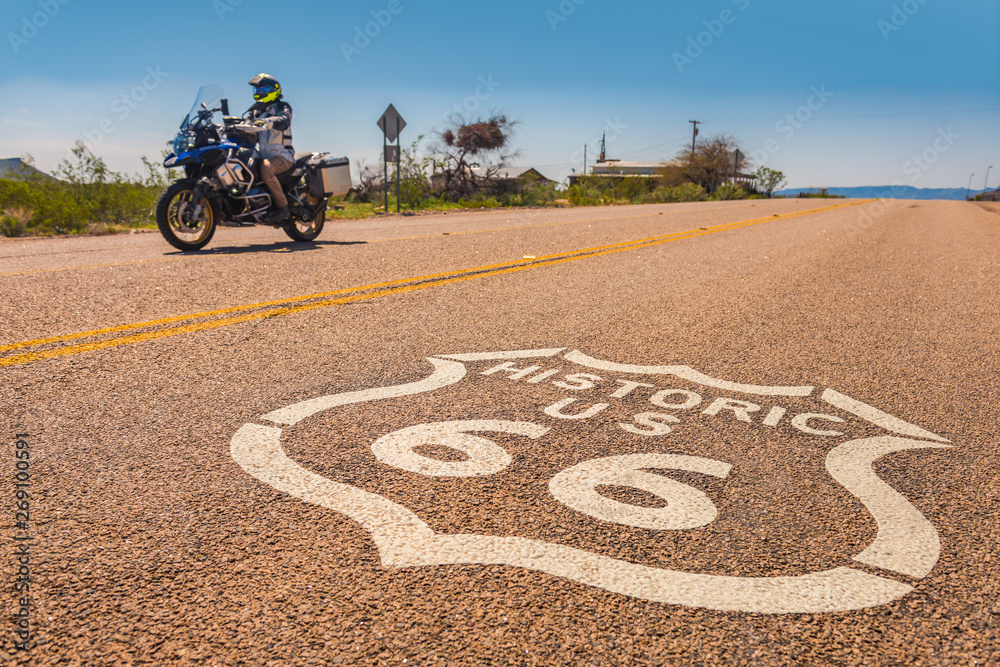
[230,348,951,614]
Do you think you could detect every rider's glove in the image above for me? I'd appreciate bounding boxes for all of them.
[253,119,269,127]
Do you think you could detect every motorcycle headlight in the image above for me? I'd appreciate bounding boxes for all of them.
[172,132,198,155]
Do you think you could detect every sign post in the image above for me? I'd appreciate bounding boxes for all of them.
[377,104,407,213]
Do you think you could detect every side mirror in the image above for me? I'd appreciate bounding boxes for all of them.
[221,99,230,116]
[201,102,208,110]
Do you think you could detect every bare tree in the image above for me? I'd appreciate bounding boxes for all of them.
[353,158,385,203]
[672,134,751,193]
[430,113,520,200]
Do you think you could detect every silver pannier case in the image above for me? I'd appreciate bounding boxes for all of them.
[306,155,351,198]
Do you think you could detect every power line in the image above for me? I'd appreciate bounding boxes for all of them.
[614,138,688,159]
[530,137,688,170]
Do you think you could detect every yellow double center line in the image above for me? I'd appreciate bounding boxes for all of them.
[0,201,868,369]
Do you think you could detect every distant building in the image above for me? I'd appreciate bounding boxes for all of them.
[571,160,667,181]
[471,165,557,186]
[568,156,757,192]
[431,165,557,194]
[567,160,669,189]
[591,160,666,176]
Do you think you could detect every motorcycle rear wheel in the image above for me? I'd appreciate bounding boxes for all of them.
[156,182,219,251]
[283,197,326,242]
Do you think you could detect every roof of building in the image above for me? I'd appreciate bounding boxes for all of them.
[590,161,671,175]
[470,166,556,182]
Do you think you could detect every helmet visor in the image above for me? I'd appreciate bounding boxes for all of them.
[254,84,276,97]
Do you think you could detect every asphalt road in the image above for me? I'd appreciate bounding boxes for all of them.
[2,199,998,666]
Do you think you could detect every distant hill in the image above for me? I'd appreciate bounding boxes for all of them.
[776,186,969,200]
[0,157,55,181]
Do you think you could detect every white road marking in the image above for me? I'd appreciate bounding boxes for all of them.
[649,389,703,410]
[526,369,562,384]
[702,397,761,423]
[619,412,681,437]
[826,436,952,578]
[481,363,542,380]
[231,424,915,614]
[791,413,846,437]
[763,406,787,427]
[552,373,604,392]
[371,421,549,478]
[610,380,656,399]
[549,454,730,530]
[231,424,436,551]
[822,388,950,443]
[231,347,952,614]
[261,358,467,426]
[564,350,816,397]
[437,348,567,362]
[544,398,611,420]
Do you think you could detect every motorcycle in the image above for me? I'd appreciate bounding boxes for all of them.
[157,85,351,251]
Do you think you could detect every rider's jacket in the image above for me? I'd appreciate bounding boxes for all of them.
[244,100,294,162]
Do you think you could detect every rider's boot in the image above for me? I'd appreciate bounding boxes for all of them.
[266,205,290,223]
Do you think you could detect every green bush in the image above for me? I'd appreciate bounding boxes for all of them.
[0,145,164,236]
[710,183,748,201]
[459,195,501,208]
[642,183,707,203]
[611,177,651,202]
[0,207,30,237]
[514,179,559,206]
[796,190,846,199]
[568,185,606,206]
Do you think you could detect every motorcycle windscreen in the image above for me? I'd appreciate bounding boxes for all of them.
[180,85,226,130]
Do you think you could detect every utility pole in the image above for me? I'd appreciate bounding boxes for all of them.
[967,173,975,200]
[395,116,401,213]
[383,129,389,212]
[689,120,701,158]
[583,145,587,176]
[984,166,993,193]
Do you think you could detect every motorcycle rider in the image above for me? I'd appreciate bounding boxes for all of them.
[245,73,294,223]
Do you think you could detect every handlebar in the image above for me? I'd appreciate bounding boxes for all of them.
[231,124,265,134]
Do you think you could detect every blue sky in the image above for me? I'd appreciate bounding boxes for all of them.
[2,0,997,189]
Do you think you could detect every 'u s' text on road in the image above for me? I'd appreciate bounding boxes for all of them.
[0,201,870,369]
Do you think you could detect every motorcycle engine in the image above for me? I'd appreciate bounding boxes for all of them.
[216,159,252,196]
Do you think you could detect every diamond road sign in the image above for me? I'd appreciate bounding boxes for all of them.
[378,104,406,143]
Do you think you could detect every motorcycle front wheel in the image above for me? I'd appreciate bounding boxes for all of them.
[156,181,219,251]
